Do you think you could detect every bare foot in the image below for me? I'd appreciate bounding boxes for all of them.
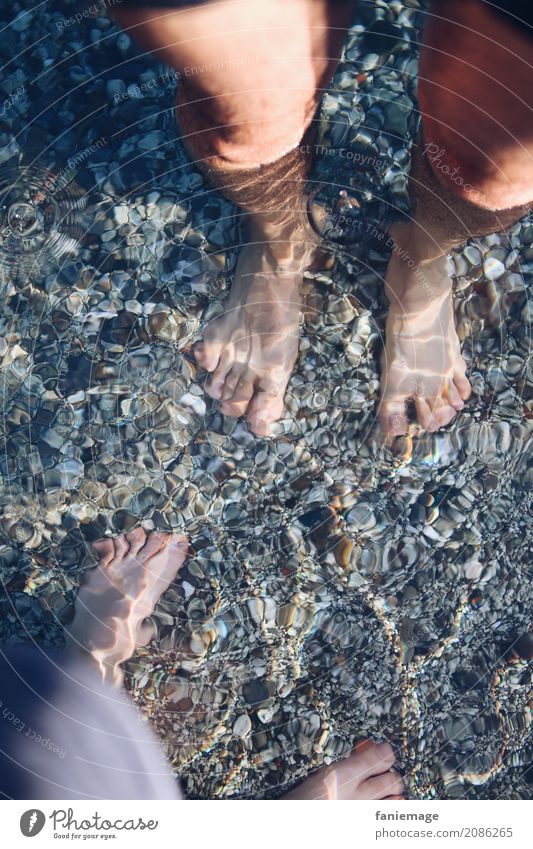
[285,740,405,800]
[378,226,471,437]
[194,217,314,436]
[66,528,188,686]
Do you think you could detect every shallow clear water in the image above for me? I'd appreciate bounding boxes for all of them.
[0,1,531,799]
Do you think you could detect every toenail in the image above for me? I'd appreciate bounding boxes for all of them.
[377,742,394,758]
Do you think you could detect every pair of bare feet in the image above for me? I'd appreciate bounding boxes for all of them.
[68,528,405,800]
[193,213,472,440]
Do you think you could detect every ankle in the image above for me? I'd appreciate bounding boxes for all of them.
[247,211,316,266]
[390,220,452,264]
[385,246,453,308]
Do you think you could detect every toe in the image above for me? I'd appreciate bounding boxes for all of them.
[194,340,221,373]
[247,392,285,436]
[112,534,130,560]
[169,533,189,570]
[454,371,472,401]
[427,400,457,430]
[360,770,405,800]
[414,397,434,431]
[137,620,156,647]
[233,376,256,406]
[221,364,246,402]
[378,399,408,437]
[139,531,171,560]
[356,741,396,777]
[247,416,274,437]
[92,539,115,566]
[125,527,146,557]
[446,381,464,411]
[220,395,254,419]
[206,351,233,400]
[142,535,188,596]
[246,375,287,435]
[220,370,256,418]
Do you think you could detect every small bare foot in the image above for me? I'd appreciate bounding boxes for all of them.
[67,528,188,686]
[285,740,405,800]
[378,228,471,438]
[194,218,313,436]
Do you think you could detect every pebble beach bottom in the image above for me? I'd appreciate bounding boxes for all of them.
[0,1,531,799]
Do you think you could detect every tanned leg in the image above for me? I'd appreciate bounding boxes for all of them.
[378,0,533,436]
[112,0,354,435]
